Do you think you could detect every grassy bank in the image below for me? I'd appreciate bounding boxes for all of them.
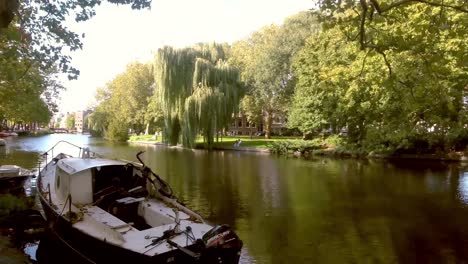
[129,134,162,142]
[128,134,468,161]
[129,134,300,148]
[197,136,300,149]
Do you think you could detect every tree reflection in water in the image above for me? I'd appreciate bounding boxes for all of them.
[4,134,468,263]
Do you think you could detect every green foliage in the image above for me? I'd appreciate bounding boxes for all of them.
[268,139,324,154]
[0,0,150,130]
[290,4,468,154]
[66,115,75,130]
[154,43,243,147]
[87,110,108,137]
[90,62,154,141]
[0,55,55,127]
[129,134,159,142]
[107,119,128,141]
[230,11,320,138]
[1,0,151,79]
[145,94,165,133]
[0,194,28,218]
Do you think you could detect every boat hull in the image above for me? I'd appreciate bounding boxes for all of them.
[0,165,33,189]
[0,175,29,187]
[38,194,241,264]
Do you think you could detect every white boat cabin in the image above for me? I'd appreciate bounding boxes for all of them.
[54,157,149,207]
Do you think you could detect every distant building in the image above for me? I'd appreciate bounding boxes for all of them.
[50,113,65,128]
[75,110,91,133]
[228,113,261,136]
[228,112,288,136]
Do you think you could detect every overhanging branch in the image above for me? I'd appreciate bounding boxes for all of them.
[370,0,467,13]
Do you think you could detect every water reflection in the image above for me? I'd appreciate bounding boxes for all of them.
[458,172,468,204]
[2,134,468,263]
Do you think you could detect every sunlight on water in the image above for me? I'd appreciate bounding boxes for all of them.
[458,172,468,204]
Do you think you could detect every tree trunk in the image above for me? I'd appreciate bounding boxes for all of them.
[264,111,272,139]
[145,123,149,135]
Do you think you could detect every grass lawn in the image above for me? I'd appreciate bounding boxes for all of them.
[129,134,303,149]
[196,135,302,149]
[128,134,163,142]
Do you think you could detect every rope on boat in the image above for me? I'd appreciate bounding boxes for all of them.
[51,194,97,264]
[56,194,71,224]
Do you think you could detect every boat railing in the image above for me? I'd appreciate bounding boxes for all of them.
[39,140,101,175]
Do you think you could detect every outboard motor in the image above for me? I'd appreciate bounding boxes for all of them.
[200,225,243,264]
[203,225,242,249]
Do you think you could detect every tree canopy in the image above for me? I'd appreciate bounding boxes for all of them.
[0,0,151,130]
[230,11,319,138]
[290,3,468,152]
[88,62,154,140]
[154,43,243,147]
[318,0,467,50]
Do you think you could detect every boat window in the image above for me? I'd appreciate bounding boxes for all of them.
[93,165,133,198]
[56,174,60,189]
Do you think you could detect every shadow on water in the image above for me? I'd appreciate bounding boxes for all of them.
[0,182,44,263]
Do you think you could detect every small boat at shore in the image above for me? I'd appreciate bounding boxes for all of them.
[37,141,242,264]
[0,131,15,137]
[0,165,34,187]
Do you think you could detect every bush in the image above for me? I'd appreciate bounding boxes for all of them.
[0,195,28,218]
[268,139,323,154]
[106,121,128,141]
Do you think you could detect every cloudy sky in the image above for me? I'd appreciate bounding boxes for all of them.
[59,0,313,113]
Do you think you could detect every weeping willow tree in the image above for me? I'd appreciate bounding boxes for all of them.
[154,43,243,147]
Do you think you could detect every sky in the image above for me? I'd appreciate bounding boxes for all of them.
[58,0,313,113]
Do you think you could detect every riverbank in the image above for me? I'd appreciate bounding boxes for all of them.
[0,236,32,264]
[0,193,42,264]
[128,135,468,162]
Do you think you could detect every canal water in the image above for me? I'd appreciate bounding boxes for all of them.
[1,134,468,263]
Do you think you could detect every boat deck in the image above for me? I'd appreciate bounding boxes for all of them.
[39,156,212,256]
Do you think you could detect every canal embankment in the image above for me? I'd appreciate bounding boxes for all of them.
[128,135,468,162]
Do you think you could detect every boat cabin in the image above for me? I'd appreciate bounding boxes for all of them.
[54,158,147,205]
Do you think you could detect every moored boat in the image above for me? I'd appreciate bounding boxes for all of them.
[37,141,242,264]
[0,131,18,137]
[0,165,34,187]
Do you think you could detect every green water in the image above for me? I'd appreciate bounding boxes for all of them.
[1,134,468,263]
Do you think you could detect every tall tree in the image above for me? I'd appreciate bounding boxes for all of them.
[230,11,319,138]
[89,62,154,141]
[154,43,243,147]
[291,4,467,151]
[0,0,151,78]
[318,0,467,51]
[1,0,151,131]
[66,114,75,130]
[0,60,56,129]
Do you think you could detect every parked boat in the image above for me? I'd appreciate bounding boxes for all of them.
[0,131,18,137]
[37,141,243,264]
[0,138,5,146]
[0,165,34,187]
